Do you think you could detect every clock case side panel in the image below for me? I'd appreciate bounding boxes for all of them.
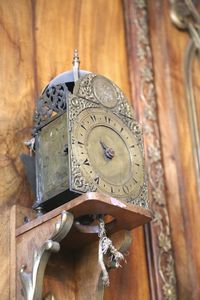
[34,112,78,212]
[35,112,67,196]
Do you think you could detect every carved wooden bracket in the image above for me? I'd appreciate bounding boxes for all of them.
[11,193,152,299]
[19,211,74,300]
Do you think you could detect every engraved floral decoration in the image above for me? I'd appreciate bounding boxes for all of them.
[135,1,177,299]
[74,73,97,101]
[70,154,97,193]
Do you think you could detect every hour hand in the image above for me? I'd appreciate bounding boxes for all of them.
[100,140,115,160]
[100,140,107,150]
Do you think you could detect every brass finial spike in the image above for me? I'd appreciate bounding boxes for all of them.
[72,49,80,82]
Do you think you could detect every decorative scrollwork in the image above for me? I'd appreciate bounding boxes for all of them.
[34,83,68,133]
[170,0,200,48]
[73,73,97,101]
[130,181,148,208]
[134,1,177,299]
[68,93,98,132]
[20,211,74,300]
[70,153,97,193]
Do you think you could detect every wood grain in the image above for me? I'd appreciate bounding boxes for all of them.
[0,1,35,298]
[1,1,151,299]
[0,0,35,207]
[124,0,200,299]
[34,0,130,97]
[13,193,151,299]
[147,1,200,299]
[16,192,152,239]
[12,196,150,300]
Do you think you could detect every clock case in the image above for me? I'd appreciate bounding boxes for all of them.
[22,69,148,212]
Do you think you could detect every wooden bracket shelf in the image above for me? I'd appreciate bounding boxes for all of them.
[10,192,152,300]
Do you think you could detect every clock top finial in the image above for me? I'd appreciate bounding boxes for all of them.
[72,49,80,82]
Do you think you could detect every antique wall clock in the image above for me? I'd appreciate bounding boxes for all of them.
[22,51,148,213]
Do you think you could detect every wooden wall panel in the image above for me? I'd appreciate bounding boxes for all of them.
[0,1,151,299]
[34,0,130,95]
[0,1,35,298]
[123,1,179,298]
[124,0,200,299]
[0,0,35,206]
[147,1,200,299]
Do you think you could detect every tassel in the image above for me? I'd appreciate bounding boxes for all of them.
[98,216,125,287]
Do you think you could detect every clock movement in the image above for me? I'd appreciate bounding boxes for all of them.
[22,51,148,213]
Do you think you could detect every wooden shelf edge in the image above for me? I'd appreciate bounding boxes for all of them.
[16,192,153,237]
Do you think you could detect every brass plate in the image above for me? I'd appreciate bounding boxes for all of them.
[36,113,68,203]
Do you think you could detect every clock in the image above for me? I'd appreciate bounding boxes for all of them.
[23,64,148,212]
[68,73,148,207]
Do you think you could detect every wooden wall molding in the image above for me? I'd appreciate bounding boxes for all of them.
[123,1,177,299]
[170,0,200,200]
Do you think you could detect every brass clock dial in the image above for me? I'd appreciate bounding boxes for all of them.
[68,73,148,207]
[71,107,144,200]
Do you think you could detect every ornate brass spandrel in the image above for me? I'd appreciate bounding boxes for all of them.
[20,211,74,300]
[68,74,149,208]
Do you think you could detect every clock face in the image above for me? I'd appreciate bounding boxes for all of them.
[71,107,144,200]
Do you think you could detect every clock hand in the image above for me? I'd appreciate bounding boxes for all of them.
[100,140,107,150]
[100,140,115,160]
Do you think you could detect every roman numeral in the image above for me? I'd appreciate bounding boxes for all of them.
[78,141,84,145]
[83,158,90,166]
[90,115,96,122]
[130,145,135,148]
[105,116,111,123]
[123,185,129,194]
[133,178,138,184]
[110,186,114,193]
[135,163,140,166]
[94,177,99,184]
[81,125,86,130]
